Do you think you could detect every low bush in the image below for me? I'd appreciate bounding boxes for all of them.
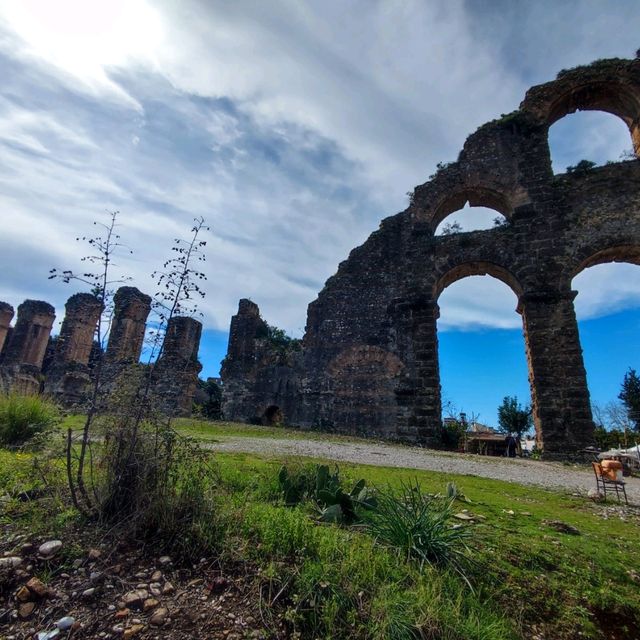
[0,393,59,446]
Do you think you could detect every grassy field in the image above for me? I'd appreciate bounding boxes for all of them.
[2,437,639,639]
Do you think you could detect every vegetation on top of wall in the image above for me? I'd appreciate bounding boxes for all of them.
[256,323,302,352]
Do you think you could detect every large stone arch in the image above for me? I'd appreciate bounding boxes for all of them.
[223,56,640,458]
[522,60,640,155]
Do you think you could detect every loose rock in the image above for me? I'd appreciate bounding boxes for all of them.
[38,540,63,558]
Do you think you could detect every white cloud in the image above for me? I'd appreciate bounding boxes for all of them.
[0,0,639,344]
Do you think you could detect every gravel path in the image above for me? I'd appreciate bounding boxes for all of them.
[207,436,640,503]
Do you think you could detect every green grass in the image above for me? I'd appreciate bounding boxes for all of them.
[0,393,59,446]
[60,413,386,444]
[2,440,640,639]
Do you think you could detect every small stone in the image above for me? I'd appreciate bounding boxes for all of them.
[543,520,581,535]
[56,616,75,631]
[187,578,203,588]
[122,589,149,609]
[149,583,162,597]
[26,577,49,598]
[38,540,63,558]
[150,571,162,582]
[16,586,32,602]
[158,556,171,566]
[123,624,145,639]
[18,601,36,618]
[115,608,130,619]
[82,588,96,598]
[149,607,168,626]
[88,548,102,560]
[107,604,116,612]
[161,581,175,595]
[0,557,22,569]
[143,598,159,611]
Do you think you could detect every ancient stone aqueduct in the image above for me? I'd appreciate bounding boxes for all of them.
[2,57,639,458]
[0,287,202,415]
[221,57,640,458]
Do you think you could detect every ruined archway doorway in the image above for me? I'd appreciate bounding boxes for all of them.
[572,254,640,440]
[435,267,531,450]
[263,404,283,426]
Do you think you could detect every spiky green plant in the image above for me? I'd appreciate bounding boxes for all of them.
[365,480,473,584]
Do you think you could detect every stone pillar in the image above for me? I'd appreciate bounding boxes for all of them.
[2,300,56,368]
[0,302,14,354]
[155,316,203,416]
[105,287,152,364]
[221,299,268,420]
[44,293,103,405]
[519,290,594,458]
[0,300,55,395]
[393,295,442,446]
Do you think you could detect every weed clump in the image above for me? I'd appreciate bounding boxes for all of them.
[0,393,59,447]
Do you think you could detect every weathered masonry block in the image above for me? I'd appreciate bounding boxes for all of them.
[0,302,14,354]
[44,293,103,405]
[222,56,640,458]
[154,316,203,416]
[105,287,152,364]
[0,300,55,394]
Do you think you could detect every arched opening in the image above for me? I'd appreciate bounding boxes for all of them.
[549,110,634,174]
[263,404,283,426]
[571,253,640,447]
[434,203,508,236]
[435,266,531,453]
[432,188,512,235]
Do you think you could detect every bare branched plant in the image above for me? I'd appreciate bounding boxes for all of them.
[49,210,132,515]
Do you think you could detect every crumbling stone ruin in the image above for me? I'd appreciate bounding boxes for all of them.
[0,286,203,416]
[222,56,640,458]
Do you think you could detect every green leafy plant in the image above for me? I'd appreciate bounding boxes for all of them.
[364,480,473,583]
[566,159,596,174]
[278,464,376,524]
[0,393,59,446]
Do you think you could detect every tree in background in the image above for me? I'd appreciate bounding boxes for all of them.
[196,377,223,420]
[618,368,640,432]
[497,396,532,439]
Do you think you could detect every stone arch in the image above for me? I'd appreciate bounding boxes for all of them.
[571,244,640,279]
[431,187,514,234]
[434,261,524,301]
[522,64,640,155]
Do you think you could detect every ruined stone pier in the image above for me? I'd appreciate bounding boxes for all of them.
[0,300,55,394]
[105,287,152,364]
[44,293,103,405]
[222,56,640,458]
[154,316,203,416]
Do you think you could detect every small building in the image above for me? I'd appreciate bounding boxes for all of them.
[464,423,509,456]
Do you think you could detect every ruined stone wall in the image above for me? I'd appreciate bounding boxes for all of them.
[221,56,640,458]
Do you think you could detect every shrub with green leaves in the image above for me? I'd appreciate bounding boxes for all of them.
[0,393,59,446]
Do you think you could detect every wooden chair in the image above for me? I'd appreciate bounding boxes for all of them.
[592,462,628,505]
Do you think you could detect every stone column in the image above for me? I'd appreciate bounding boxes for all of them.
[0,302,14,354]
[2,300,56,368]
[519,290,594,458]
[44,293,103,405]
[393,295,442,446]
[105,287,152,364]
[155,316,203,416]
[0,300,55,395]
[220,299,268,420]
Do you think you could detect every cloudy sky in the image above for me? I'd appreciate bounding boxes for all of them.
[1,0,639,425]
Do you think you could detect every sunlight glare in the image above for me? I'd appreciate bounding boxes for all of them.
[1,0,163,79]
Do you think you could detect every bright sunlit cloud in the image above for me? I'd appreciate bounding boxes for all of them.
[0,0,163,92]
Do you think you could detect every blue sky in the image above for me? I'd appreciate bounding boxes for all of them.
[0,0,639,427]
